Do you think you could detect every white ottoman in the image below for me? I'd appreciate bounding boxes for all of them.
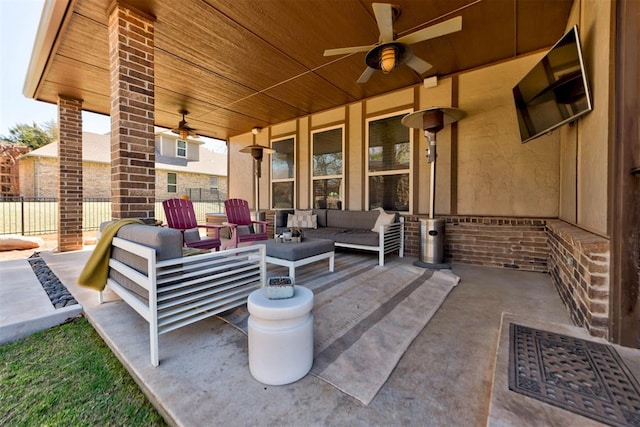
[247,286,314,385]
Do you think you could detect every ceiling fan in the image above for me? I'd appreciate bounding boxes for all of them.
[171,110,198,140]
[323,3,462,83]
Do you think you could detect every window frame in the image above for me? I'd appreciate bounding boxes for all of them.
[365,109,413,213]
[270,135,296,209]
[176,139,187,158]
[167,172,177,193]
[209,176,219,191]
[310,124,345,210]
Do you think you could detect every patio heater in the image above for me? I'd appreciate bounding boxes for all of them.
[240,128,274,222]
[402,107,465,268]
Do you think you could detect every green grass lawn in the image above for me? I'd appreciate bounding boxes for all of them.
[0,317,167,426]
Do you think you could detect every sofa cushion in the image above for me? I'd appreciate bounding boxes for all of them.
[326,210,379,230]
[302,227,347,240]
[275,209,294,228]
[114,224,183,261]
[371,209,397,232]
[314,209,328,228]
[107,224,183,303]
[276,209,328,231]
[332,230,380,247]
[287,213,317,229]
[265,237,334,261]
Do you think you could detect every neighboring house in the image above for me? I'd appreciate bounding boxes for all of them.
[19,131,227,200]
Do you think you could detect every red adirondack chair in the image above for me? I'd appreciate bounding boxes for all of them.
[162,198,222,251]
[223,198,268,248]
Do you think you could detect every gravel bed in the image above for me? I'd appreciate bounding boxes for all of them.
[27,252,78,308]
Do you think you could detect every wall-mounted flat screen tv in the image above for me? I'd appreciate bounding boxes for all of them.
[513,25,593,143]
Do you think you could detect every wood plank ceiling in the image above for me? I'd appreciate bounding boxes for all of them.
[28,0,574,140]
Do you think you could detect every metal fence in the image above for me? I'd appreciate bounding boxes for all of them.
[0,197,225,236]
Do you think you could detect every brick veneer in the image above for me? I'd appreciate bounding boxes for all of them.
[263,210,611,339]
[403,214,611,338]
[546,220,610,338]
[402,215,549,272]
[57,96,83,251]
[108,3,156,219]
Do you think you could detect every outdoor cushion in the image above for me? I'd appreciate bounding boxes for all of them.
[276,209,327,231]
[108,224,183,302]
[265,238,334,261]
[332,230,380,247]
[300,227,347,241]
[371,210,397,232]
[0,235,42,251]
[287,213,318,229]
[326,209,379,230]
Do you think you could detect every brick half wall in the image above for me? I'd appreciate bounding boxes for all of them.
[402,215,548,272]
[265,211,612,339]
[547,220,610,338]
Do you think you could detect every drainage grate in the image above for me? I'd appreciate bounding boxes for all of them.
[509,323,640,427]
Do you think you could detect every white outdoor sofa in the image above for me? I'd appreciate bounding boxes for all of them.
[274,209,405,266]
[98,223,266,366]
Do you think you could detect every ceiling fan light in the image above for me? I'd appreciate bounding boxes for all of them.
[380,46,396,73]
[171,110,197,140]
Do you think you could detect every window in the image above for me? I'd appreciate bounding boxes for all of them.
[366,112,412,212]
[271,136,295,209]
[176,139,187,158]
[312,126,343,209]
[167,172,177,193]
[210,176,219,191]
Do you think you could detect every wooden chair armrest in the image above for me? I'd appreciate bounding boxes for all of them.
[196,224,225,239]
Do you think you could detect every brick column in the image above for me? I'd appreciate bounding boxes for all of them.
[57,96,83,251]
[108,2,155,219]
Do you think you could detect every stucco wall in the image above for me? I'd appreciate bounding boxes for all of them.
[227,3,611,230]
[457,55,561,217]
[558,0,612,236]
[229,55,564,218]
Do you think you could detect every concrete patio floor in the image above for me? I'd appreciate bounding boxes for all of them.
[4,247,639,426]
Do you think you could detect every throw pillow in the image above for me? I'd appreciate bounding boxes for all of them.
[294,209,313,216]
[371,210,396,232]
[287,213,318,229]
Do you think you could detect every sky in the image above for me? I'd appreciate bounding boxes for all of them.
[0,0,225,152]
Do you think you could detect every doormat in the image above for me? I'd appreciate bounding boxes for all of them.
[509,323,640,426]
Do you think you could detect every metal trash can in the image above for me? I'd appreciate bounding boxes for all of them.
[420,218,445,265]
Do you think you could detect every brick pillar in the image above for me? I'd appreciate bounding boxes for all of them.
[108,3,155,219]
[57,96,84,251]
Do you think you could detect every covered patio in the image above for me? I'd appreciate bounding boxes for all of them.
[13,246,633,426]
[16,0,640,423]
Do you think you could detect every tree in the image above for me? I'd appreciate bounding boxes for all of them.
[0,120,57,149]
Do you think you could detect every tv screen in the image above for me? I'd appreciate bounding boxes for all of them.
[513,25,593,143]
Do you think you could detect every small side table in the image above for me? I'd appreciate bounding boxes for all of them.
[247,286,314,385]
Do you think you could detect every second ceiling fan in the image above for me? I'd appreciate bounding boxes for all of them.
[324,3,462,83]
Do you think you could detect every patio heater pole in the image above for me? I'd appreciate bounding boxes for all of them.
[426,129,437,220]
[254,156,261,221]
[240,138,274,225]
[402,107,466,269]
